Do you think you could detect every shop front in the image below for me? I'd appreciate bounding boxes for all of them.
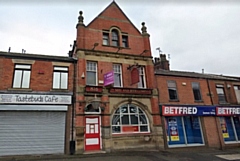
[216,106,240,144]
[0,93,72,156]
[161,105,216,148]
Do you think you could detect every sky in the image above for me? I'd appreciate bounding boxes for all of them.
[0,0,240,76]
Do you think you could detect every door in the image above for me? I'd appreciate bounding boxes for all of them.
[85,116,101,151]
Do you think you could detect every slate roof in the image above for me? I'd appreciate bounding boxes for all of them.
[0,51,75,62]
[155,69,240,81]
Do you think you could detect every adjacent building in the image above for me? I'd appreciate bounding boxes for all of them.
[0,51,76,156]
[154,54,240,149]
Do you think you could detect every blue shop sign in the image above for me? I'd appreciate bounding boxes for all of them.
[162,105,216,116]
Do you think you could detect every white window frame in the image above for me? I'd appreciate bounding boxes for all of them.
[111,104,150,134]
[86,61,98,86]
[113,64,122,87]
[167,80,178,100]
[216,84,227,104]
[138,67,146,88]
[111,29,119,47]
[192,82,202,101]
[122,35,128,48]
[103,32,109,45]
[12,64,31,88]
[234,85,240,103]
[52,66,68,89]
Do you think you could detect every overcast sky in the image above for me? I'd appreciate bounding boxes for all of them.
[0,0,240,76]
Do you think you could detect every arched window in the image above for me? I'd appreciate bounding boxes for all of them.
[111,29,119,46]
[112,104,149,134]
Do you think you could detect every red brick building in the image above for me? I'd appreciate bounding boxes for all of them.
[1,1,240,157]
[69,1,162,153]
[154,54,240,149]
[0,51,75,156]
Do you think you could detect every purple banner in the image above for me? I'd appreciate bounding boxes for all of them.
[104,71,114,86]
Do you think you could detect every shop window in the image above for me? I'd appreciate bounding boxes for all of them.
[234,85,240,103]
[103,32,109,45]
[122,35,128,47]
[112,29,119,47]
[138,67,146,88]
[192,82,202,101]
[220,116,240,142]
[112,104,149,134]
[86,61,97,86]
[53,66,68,89]
[12,64,31,88]
[165,116,204,146]
[216,84,227,104]
[167,80,178,101]
[113,64,122,87]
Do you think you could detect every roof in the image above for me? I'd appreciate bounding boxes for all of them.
[0,51,76,62]
[155,69,240,81]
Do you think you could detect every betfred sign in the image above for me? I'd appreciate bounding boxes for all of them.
[162,105,216,116]
[163,106,197,116]
[216,107,240,116]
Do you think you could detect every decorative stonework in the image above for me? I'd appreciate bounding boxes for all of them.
[12,59,35,64]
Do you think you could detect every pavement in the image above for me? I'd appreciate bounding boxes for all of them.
[1,148,240,161]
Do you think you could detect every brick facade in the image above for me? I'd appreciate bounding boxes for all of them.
[71,2,162,153]
[154,54,240,149]
[0,52,75,155]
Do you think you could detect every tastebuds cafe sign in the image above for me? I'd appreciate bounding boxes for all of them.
[0,94,71,105]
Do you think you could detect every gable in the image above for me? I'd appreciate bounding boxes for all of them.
[87,1,141,35]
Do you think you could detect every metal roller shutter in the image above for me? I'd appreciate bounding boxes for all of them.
[0,111,66,156]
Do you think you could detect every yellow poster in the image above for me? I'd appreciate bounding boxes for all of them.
[168,118,180,141]
[220,117,229,138]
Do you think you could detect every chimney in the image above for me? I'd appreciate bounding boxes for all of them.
[154,54,170,70]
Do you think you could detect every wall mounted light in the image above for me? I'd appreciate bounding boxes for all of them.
[84,94,106,112]
[92,43,99,50]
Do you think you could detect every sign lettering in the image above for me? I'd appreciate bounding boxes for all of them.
[0,94,71,105]
[162,106,216,116]
[216,107,240,116]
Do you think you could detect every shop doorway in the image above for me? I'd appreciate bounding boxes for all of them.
[84,116,101,151]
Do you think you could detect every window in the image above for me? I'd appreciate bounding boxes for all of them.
[216,84,227,104]
[86,61,97,85]
[113,64,122,87]
[138,67,146,88]
[234,85,240,103]
[53,67,68,89]
[166,116,204,146]
[220,116,240,142]
[122,35,128,47]
[192,82,202,101]
[103,32,109,45]
[13,64,31,88]
[112,104,149,134]
[112,30,119,47]
[168,80,178,100]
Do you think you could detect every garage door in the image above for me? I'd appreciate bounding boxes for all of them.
[0,111,66,156]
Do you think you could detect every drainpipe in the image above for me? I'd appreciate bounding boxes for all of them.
[207,78,224,150]
[70,58,77,155]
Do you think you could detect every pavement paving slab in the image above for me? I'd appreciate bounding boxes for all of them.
[1,148,240,161]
